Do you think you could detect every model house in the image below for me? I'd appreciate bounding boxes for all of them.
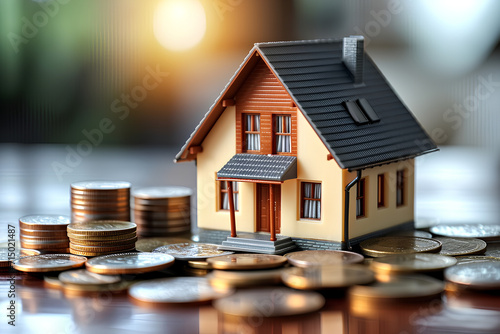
[175,37,437,253]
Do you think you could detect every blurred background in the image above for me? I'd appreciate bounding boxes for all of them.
[0,0,500,223]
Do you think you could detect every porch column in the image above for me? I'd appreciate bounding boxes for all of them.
[227,181,237,237]
[269,184,276,241]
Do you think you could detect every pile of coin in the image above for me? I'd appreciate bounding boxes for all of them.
[132,186,192,237]
[19,215,71,253]
[67,221,137,256]
[71,181,131,223]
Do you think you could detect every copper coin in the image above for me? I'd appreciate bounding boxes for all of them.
[69,242,137,253]
[207,254,287,270]
[70,194,130,201]
[434,237,487,256]
[20,235,68,242]
[19,214,70,230]
[58,269,121,286]
[133,203,190,212]
[0,248,40,267]
[133,211,190,220]
[71,205,130,212]
[134,218,191,228]
[153,243,233,260]
[67,221,136,236]
[12,254,87,273]
[137,225,191,235]
[69,236,137,247]
[285,250,364,268]
[86,252,175,274]
[349,275,444,300]
[135,237,193,252]
[370,253,457,274]
[208,268,284,288]
[20,228,68,238]
[281,265,374,290]
[445,262,500,290]
[129,277,232,306]
[360,236,442,257]
[20,240,70,250]
[213,287,325,317]
[430,224,500,241]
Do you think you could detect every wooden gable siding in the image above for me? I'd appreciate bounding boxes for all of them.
[235,60,297,155]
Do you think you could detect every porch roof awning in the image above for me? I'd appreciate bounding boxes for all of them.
[217,154,297,183]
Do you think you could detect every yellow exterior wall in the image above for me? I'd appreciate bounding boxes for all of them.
[344,159,415,240]
[280,111,344,241]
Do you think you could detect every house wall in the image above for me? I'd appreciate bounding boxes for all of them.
[344,159,415,241]
[280,111,344,241]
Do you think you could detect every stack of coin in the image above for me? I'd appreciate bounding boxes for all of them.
[71,181,131,223]
[132,186,192,237]
[19,215,71,253]
[67,221,137,256]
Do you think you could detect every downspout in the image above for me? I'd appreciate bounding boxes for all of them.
[342,169,362,251]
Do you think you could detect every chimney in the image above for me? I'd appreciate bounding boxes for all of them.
[343,35,364,84]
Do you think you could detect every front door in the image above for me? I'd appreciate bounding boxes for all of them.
[256,184,281,233]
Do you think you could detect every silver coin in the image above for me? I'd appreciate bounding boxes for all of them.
[371,253,457,274]
[430,224,500,241]
[85,252,175,274]
[153,243,233,260]
[71,180,131,190]
[19,214,70,225]
[58,269,121,285]
[285,250,364,268]
[12,254,87,272]
[129,277,233,304]
[434,237,487,256]
[445,262,500,290]
[0,248,40,266]
[133,186,192,199]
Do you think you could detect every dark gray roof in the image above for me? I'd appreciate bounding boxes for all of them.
[217,154,297,182]
[256,40,437,170]
[176,39,437,170]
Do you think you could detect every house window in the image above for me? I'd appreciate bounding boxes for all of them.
[356,178,366,218]
[274,115,291,153]
[244,114,260,152]
[377,174,385,208]
[396,170,406,207]
[301,182,321,220]
[220,181,239,211]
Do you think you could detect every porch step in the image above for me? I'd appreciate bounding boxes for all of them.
[219,233,296,255]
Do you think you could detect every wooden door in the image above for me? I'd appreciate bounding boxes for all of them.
[256,184,281,233]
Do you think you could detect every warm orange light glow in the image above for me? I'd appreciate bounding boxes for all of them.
[154,0,206,51]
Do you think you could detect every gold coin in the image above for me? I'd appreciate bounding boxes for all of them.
[213,287,325,317]
[370,253,457,275]
[68,236,137,247]
[434,237,487,256]
[69,242,137,253]
[444,262,500,290]
[187,260,212,269]
[389,230,433,238]
[135,237,193,252]
[67,231,137,241]
[349,275,444,301]
[67,221,136,236]
[360,236,442,257]
[58,269,121,285]
[86,252,175,274]
[12,254,87,273]
[208,268,285,288]
[207,254,287,270]
[430,224,500,242]
[19,214,70,230]
[20,228,68,238]
[129,277,232,307]
[285,250,364,268]
[153,243,233,260]
[281,265,374,290]
[69,248,136,257]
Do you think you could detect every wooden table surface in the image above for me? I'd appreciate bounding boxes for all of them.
[1,144,500,334]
